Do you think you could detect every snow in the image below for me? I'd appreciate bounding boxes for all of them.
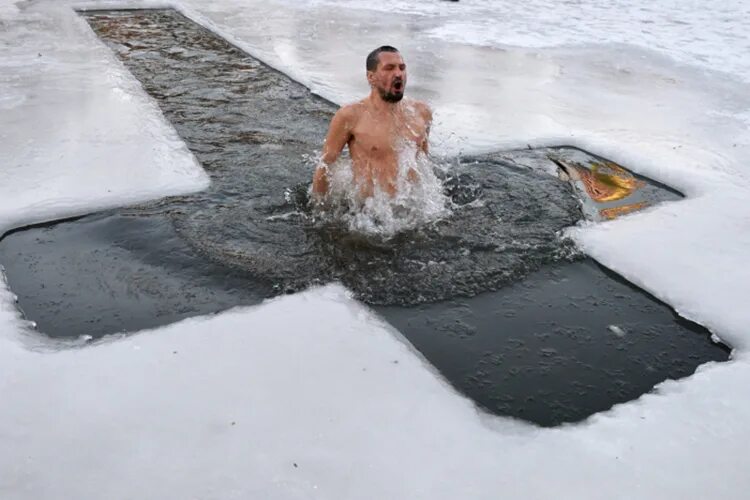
[0,0,209,235]
[2,286,748,499]
[2,0,750,498]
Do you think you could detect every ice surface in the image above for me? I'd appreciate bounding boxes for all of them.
[0,0,209,235]
[2,0,750,498]
[1,283,748,499]
[285,0,750,86]
[0,281,746,499]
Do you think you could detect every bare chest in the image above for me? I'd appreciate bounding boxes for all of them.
[349,111,426,159]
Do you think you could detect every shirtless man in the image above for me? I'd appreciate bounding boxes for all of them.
[311,46,433,200]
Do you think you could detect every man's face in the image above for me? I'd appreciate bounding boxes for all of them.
[368,51,407,103]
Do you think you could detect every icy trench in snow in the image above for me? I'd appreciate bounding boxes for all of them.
[0,7,727,428]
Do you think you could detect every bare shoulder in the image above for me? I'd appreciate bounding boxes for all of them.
[335,101,365,123]
[412,99,433,122]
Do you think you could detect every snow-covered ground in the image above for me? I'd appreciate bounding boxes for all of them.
[1,0,749,498]
[0,0,209,234]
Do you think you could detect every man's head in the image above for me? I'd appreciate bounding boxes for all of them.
[366,46,406,103]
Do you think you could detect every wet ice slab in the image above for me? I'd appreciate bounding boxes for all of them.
[501,147,683,221]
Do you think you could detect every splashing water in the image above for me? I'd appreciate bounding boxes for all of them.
[263,152,583,305]
[312,143,451,238]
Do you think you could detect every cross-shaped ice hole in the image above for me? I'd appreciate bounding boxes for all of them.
[0,8,729,428]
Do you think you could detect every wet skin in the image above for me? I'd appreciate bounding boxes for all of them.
[312,51,432,198]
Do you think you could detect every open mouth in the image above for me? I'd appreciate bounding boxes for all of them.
[393,81,403,92]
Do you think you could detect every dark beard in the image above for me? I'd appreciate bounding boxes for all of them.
[378,86,404,103]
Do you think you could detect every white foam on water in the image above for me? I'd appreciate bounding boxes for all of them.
[317,140,450,237]
[2,0,750,497]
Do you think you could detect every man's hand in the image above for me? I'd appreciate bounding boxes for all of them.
[407,167,419,183]
[312,163,330,197]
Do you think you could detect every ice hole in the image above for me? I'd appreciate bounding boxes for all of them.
[0,8,728,427]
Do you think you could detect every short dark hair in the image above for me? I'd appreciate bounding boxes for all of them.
[366,46,399,72]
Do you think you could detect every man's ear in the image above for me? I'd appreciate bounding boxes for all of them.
[366,70,375,86]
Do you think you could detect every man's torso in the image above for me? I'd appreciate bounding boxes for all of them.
[346,98,429,197]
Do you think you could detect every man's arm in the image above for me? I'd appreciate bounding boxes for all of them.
[312,106,354,196]
[406,102,432,183]
[418,102,433,155]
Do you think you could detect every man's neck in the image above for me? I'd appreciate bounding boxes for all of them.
[368,90,401,114]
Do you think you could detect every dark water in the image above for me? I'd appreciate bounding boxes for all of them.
[378,260,720,425]
[0,8,727,426]
[0,213,271,336]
